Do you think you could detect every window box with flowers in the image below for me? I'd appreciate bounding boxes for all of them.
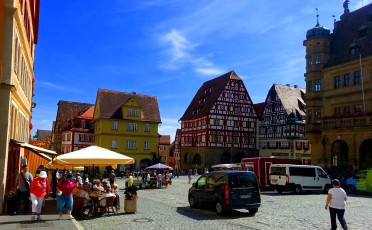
[124,185,138,213]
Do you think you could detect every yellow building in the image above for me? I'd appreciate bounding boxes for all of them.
[304,3,372,175]
[0,0,40,213]
[94,89,161,170]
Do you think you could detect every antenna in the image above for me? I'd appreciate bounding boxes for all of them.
[315,8,319,26]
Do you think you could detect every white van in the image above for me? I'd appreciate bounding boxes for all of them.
[269,164,332,194]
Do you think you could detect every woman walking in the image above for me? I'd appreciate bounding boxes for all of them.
[29,171,50,222]
[56,173,75,219]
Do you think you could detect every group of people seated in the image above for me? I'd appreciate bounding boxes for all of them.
[71,178,119,216]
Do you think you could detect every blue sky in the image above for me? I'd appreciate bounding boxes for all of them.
[31,0,371,141]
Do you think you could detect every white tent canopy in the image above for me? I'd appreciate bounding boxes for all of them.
[51,145,135,166]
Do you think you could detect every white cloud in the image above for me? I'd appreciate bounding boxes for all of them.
[39,81,82,93]
[159,29,223,76]
[194,67,224,76]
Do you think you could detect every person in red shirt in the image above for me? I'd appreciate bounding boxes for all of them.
[29,171,50,222]
[56,173,76,219]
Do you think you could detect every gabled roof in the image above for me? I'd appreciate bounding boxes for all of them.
[159,135,171,145]
[272,84,306,116]
[180,71,242,120]
[77,106,95,119]
[95,88,161,122]
[55,101,94,129]
[35,129,52,141]
[325,3,372,67]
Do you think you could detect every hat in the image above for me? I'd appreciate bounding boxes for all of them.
[66,173,73,179]
[85,178,89,183]
[39,171,47,178]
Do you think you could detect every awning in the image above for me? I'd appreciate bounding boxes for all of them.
[10,139,57,156]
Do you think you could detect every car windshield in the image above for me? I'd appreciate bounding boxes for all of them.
[229,174,257,188]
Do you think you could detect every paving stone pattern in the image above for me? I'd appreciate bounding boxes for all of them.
[78,176,372,230]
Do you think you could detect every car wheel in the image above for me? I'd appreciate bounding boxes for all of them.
[189,196,197,208]
[276,189,283,194]
[247,208,258,216]
[347,185,356,194]
[215,201,226,216]
[294,185,302,194]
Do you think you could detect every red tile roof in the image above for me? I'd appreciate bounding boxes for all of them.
[159,135,171,144]
[253,103,265,118]
[78,106,95,119]
[95,88,161,122]
[55,101,94,130]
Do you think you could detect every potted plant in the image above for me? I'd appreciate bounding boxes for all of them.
[5,191,16,214]
[124,185,138,213]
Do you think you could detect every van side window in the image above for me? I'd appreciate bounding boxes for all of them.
[289,167,315,177]
[317,168,327,178]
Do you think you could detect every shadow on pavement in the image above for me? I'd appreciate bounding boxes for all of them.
[176,206,255,220]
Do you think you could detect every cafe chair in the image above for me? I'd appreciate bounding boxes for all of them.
[73,197,91,218]
[98,196,116,216]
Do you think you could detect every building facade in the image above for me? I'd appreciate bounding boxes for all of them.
[179,71,258,172]
[304,2,372,174]
[93,89,161,170]
[258,84,311,164]
[0,0,40,213]
[61,106,95,153]
[159,135,171,166]
[51,100,93,154]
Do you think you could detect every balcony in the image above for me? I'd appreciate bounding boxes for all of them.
[322,113,372,129]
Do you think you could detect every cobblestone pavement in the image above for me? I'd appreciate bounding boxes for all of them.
[78,176,372,230]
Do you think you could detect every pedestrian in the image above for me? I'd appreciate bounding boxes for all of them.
[128,174,134,187]
[29,171,50,222]
[325,179,348,230]
[56,173,76,220]
[188,169,192,184]
[14,165,33,215]
[108,170,116,186]
[157,173,163,189]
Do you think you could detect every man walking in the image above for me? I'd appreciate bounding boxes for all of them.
[14,165,33,215]
[325,179,348,230]
[188,169,192,184]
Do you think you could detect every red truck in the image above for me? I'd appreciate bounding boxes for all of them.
[240,157,303,189]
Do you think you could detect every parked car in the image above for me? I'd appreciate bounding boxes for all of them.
[345,169,372,194]
[188,171,261,216]
[269,164,332,194]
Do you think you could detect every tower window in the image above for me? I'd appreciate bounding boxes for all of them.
[315,56,321,64]
[307,80,313,92]
[315,79,322,91]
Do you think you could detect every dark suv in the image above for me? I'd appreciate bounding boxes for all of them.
[188,171,261,215]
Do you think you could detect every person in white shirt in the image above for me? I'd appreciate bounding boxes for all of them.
[325,179,348,230]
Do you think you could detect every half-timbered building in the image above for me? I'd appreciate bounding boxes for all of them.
[179,71,258,172]
[258,84,311,163]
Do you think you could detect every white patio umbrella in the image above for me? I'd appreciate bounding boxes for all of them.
[51,145,135,166]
